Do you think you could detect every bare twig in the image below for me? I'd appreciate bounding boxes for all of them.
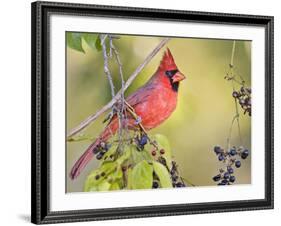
[230,40,236,67]
[67,38,170,138]
[226,113,239,150]
[109,36,127,145]
[226,40,243,147]
[101,34,115,97]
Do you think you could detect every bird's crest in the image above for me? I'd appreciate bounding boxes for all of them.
[159,48,177,71]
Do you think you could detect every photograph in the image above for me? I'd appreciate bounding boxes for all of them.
[31,1,273,223]
[66,33,252,193]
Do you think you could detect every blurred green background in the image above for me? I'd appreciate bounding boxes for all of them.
[66,34,251,193]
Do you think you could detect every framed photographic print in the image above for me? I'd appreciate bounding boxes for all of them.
[31,1,274,224]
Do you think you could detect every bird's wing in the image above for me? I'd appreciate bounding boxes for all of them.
[126,85,154,108]
[103,84,155,126]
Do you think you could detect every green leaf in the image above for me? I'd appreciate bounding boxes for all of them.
[82,33,98,50]
[66,32,84,53]
[131,147,144,164]
[153,134,172,170]
[95,36,102,51]
[142,148,153,161]
[153,161,173,188]
[131,160,153,189]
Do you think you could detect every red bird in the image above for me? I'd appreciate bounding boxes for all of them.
[70,48,186,180]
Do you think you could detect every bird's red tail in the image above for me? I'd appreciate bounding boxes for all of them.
[70,119,118,180]
[69,140,98,180]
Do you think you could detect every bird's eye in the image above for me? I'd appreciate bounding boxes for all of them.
[165,69,178,77]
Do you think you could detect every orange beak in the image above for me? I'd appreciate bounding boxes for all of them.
[172,71,186,83]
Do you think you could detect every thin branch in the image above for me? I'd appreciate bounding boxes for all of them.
[226,40,243,146]
[109,36,127,145]
[230,40,236,67]
[226,113,239,149]
[67,38,171,138]
[101,34,115,97]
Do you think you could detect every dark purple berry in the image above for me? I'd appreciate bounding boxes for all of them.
[229,175,236,183]
[151,150,156,156]
[160,149,165,155]
[232,91,239,98]
[101,172,106,177]
[96,152,104,160]
[176,182,185,187]
[227,167,234,174]
[104,143,111,151]
[95,175,100,180]
[93,147,100,154]
[241,149,249,159]
[239,99,245,105]
[152,181,159,188]
[214,146,221,155]
[139,135,148,146]
[218,154,224,161]
[229,149,237,156]
[235,160,241,168]
[221,179,228,185]
[224,172,230,179]
[213,175,221,182]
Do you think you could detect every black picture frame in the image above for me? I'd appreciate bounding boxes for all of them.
[31,1,274,224]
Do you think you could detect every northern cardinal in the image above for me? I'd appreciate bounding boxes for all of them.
[70,48,186,180]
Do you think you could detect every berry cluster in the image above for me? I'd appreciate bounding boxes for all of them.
[212,145,250,185]
[93,142,111,160]
[232,86,251,116]
[170,161,186,188]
